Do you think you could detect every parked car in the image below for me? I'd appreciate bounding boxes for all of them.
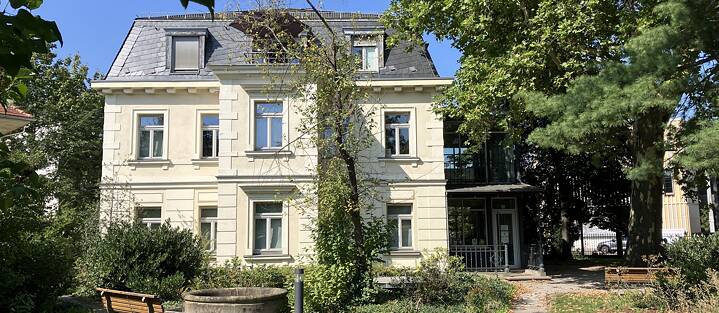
[596,238,627,254]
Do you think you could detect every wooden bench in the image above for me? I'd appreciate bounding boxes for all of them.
[96,288,164,313]
[604,267,669,286]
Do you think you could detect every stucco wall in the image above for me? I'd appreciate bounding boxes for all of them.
[99,80,449,265]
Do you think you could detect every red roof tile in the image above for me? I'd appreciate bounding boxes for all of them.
[1,105,32,119]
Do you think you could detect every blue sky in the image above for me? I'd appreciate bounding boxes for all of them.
[33,0,461,77]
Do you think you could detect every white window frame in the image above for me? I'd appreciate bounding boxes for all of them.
[135,111,167,160]
[387,204,413,250]
[353,45,379,71]
[200,113,219,158]
[254,102,284,151]
[384,112,412,157]
[252,201,284,254]
[200,207,218,253]
[137,207,162,228]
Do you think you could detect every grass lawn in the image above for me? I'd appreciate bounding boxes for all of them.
[549,292,654,313]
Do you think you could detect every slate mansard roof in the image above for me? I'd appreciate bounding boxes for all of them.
[104,10,440,81]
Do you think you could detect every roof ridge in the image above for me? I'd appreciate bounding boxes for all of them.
[137,9,381,21]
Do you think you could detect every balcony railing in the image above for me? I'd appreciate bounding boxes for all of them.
[244,52,298,65]
[449,244,509,272]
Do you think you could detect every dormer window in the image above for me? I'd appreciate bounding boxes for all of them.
[346,29,384,72]
[165,28,206,73]
[353,45,379,71]
[172,36,200,71]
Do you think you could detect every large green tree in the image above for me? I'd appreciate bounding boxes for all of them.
[520,0,718,264]
[385,0,636,259]
[386,0,718,265]
[8,52,105,242]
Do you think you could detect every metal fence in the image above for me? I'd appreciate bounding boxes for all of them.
[573,226,624,256]
[449,244,509,272]
[527,244,545,274]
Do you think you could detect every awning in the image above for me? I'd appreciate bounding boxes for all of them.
[446,183,542,194]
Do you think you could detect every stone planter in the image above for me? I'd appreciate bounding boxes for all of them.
[182,287,288,313]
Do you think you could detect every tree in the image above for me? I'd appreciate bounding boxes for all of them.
[384,0,635,259]
[520,0,718,264]
[232,2,391,310]
[7,51,105,243]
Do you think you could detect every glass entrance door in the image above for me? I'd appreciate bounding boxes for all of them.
[492,198,519,267]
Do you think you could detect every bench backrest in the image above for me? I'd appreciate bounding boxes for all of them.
[97,288,164,313]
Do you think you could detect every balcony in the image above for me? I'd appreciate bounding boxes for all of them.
[444,124,516,186]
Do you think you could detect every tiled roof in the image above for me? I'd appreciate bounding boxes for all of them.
[1,105,32,119]
[104,10,439,81]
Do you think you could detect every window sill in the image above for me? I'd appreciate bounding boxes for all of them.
[245,150,293,159]
[378,156,420,167]
[191,158,218,169]
[127,159,171,170]
[388,250,421,257]
[244,254,293,262]
[378,156,420,161]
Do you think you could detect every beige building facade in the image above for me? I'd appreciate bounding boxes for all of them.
[96,11,453,266]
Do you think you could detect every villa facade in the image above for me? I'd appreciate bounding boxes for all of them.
[95,11,538,269]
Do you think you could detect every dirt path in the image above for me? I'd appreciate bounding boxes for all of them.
[511,266,606,313]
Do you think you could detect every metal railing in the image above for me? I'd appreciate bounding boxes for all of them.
[449,244,509,272]
[528,244,546,275]
[244,52,299,64]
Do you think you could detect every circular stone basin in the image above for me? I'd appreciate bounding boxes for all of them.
[183,287,288,313]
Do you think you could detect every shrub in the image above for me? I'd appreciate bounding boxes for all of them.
[662,232,719,288]
[0,232,74,313]
[74,221,206,300]
[194,258,293,289]
[464,276,515,313]
[305,263,359,312]
[399,249,476,305]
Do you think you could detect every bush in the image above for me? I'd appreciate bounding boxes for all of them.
[74,221,206,300]
[194,258,293,289]
[464,276,515,313]
[662,232,719,288]
[0,232,74,313]
[399,249,477,305]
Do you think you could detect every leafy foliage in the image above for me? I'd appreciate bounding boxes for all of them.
[660,233,719,289]
[194,258,293,289]
[0,142,74,313]
[7,52,105,244]
[74,221,207,300]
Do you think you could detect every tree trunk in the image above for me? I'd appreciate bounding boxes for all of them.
[627,111,666,266]
[560,207,572,259]
[615,230,624,257]
[696,173,711,234]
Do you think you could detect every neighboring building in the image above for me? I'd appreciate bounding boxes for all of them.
[95,10,539,269]
[662,150,718,235]
[0,105,32,135]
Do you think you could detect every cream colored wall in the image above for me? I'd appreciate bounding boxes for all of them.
[662,150,701,235]
[99,79,449,265]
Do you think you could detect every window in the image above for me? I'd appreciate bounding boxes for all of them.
[385,113,410,156]
[138,114,164,159]
[254,102,283,150]
[253,202,283,254]
[664,170,674,194]
[138,207,161,228]
[387,204,413,249]
[171,36,200,71]
[201,114,219,158]
[352,45,379,71]
[200,207,218,252]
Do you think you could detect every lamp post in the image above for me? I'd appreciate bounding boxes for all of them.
[295,268,304,313]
